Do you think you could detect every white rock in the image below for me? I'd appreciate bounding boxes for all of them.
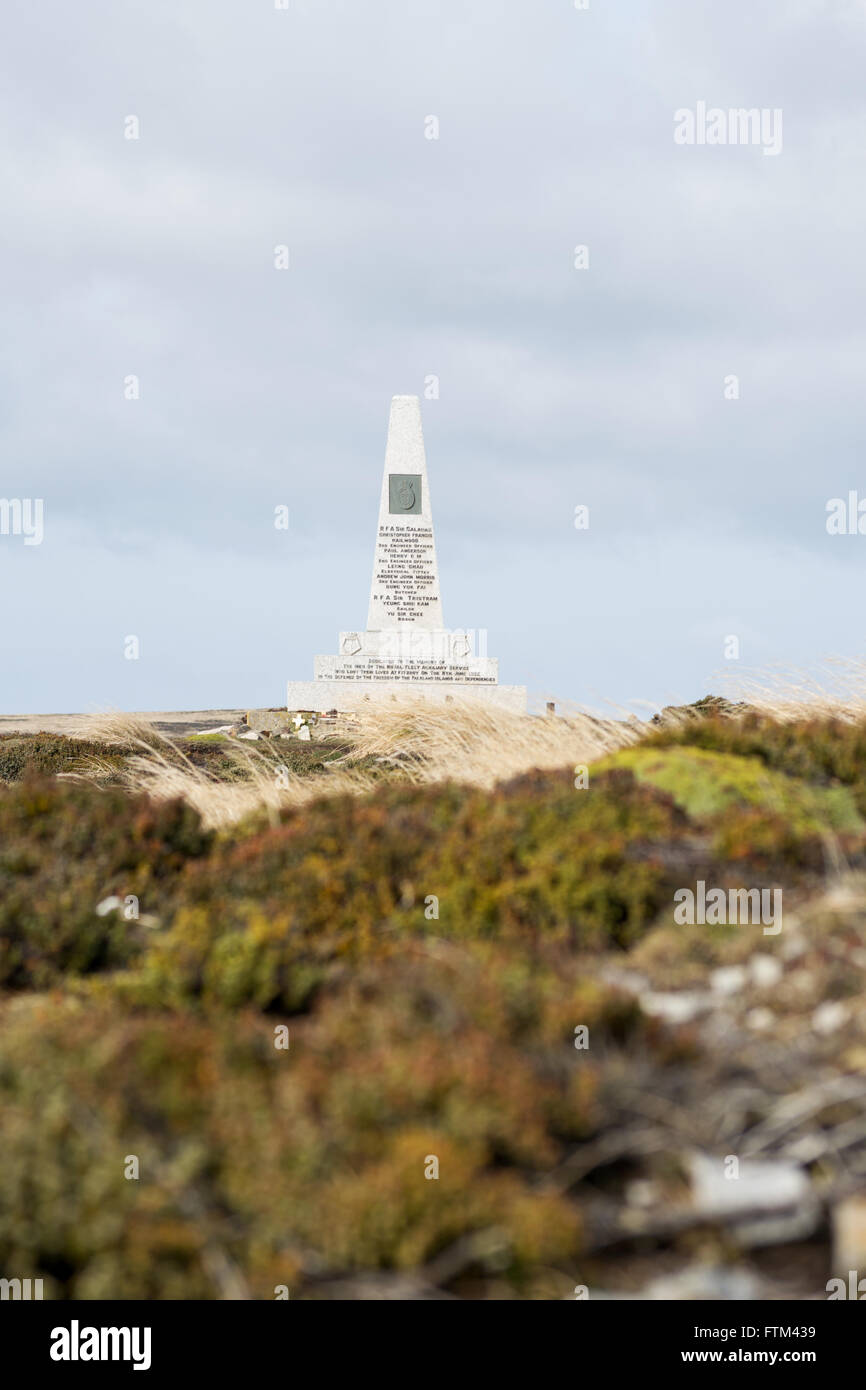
[690,1151,809,1217]
[237,730,260,741]
[781,935,808,961]
[749,954,783,989]
[710,966,746,996]
[297,725,311,741]
[639,991,712,1024]
[745,1007,775,1031]
[688,1152,817,1244]
[95,896,122,917]
[813,1001,849,1035]
[645,1265,761,1301]
[601,967,649,995]
[625,1179,658,1209]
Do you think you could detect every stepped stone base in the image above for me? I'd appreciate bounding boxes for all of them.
[286,679,527,715]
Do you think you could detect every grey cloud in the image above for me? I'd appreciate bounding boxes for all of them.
[1,0,864,711]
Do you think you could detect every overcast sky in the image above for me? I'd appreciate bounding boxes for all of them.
[2,0,865,716]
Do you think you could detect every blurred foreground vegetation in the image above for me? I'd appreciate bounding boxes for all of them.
[2,707,866,1298]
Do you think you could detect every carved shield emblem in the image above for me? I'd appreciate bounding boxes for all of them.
[388,474,422,515]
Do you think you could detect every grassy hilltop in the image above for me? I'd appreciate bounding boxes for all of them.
[3,696,866,1299]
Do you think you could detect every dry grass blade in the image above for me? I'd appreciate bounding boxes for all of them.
[718,658,866,723]
[63,669,866,828]
[341,698,640,788]
[70,709,379,829]
[66,701,643,826]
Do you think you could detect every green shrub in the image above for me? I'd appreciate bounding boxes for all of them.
[4,702,856,1299]
[0,733,131,783]
[0,948,652,1296]
[0,779,211,988]
[116,769,690,1011]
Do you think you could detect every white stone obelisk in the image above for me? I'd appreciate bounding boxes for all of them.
[286,395,527,714]
[366,395,444,630]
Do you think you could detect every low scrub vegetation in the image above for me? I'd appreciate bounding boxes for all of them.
[3,698,866,1297]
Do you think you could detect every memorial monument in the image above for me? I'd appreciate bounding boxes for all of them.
[286,395,527,714]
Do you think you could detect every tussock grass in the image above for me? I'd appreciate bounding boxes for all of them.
[72,702,641,828]
[70,669,866,831]
[71,711,375,829]
[719,658,866,722]
[338,698,640,787]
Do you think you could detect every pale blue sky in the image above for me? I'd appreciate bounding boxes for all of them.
[2,0,865,714]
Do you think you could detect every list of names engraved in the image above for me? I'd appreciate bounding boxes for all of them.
[370,524,440,623]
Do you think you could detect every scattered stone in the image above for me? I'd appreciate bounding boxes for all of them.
[781,934,809,961]
[247,710,294,735]
[643,1265,761,1301]
[639,991,712,1024]
[749,953,783,989]
[813,1001,849,1035]
[650,695,744,727]
[601,966,649,996]
[237,730,260,741]
[688,1152,817,1246]
[710,965,746,996]
[625,1179,659,1209]
[690,1152,809,1215]
[745,1007,775,1031]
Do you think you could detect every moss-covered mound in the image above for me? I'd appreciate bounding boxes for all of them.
[646,710,866,816]
[595,744,863,831]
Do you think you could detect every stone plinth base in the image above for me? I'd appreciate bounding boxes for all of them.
[287,680,527,715]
